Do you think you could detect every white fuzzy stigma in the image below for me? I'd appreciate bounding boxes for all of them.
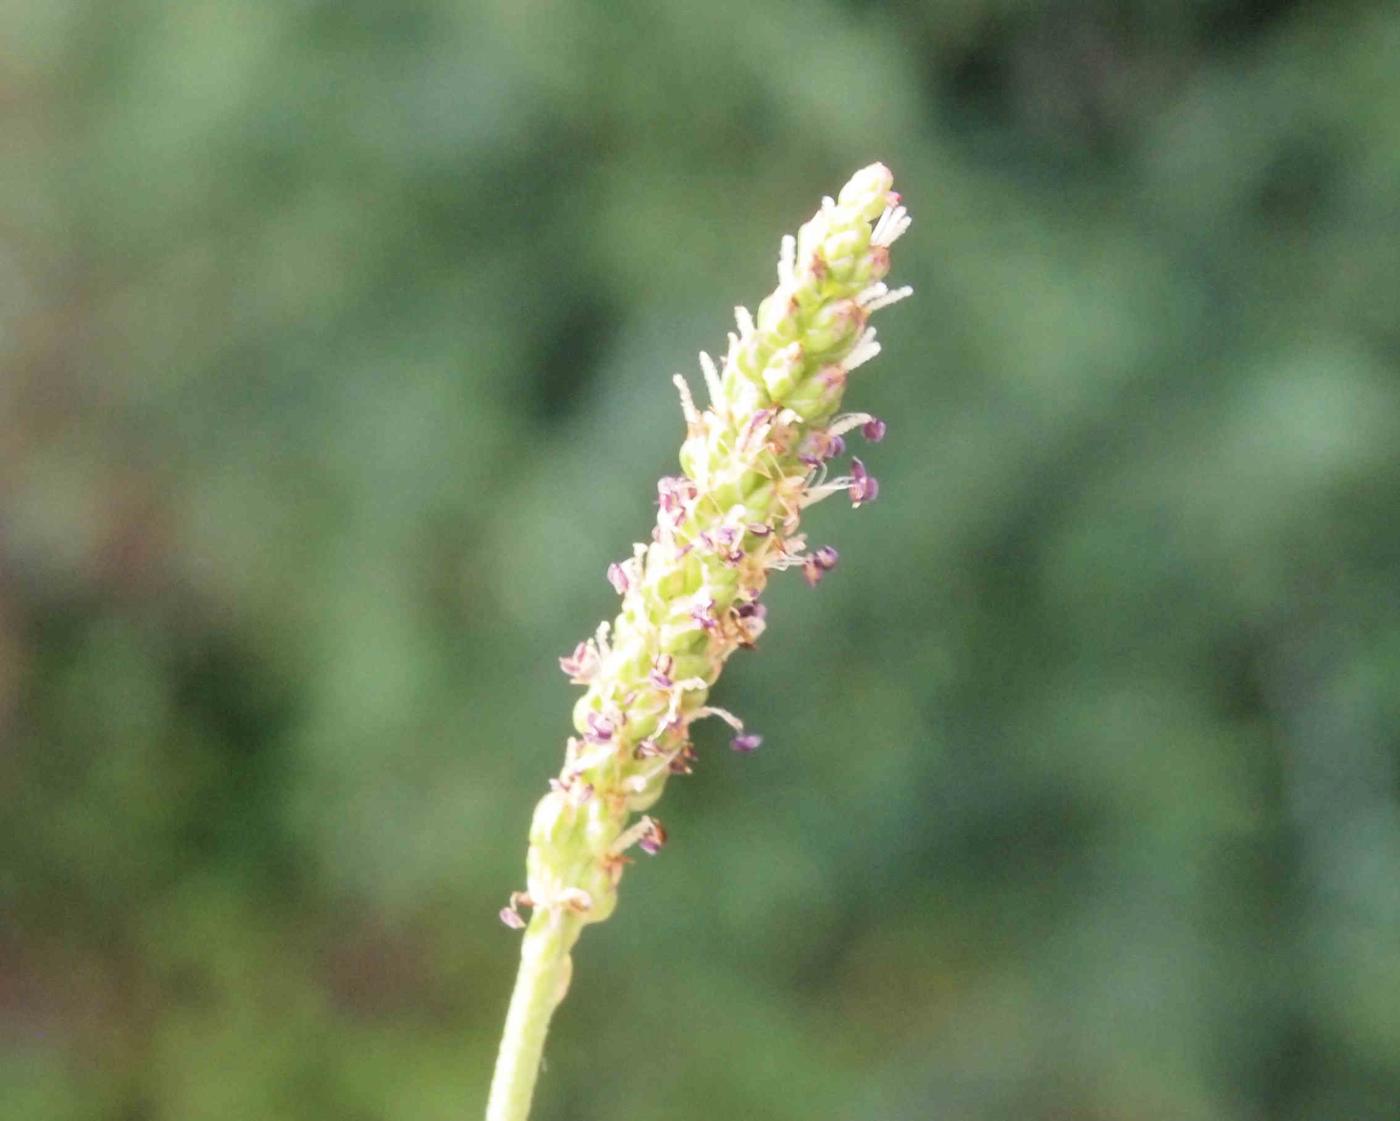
[863,284,913,313]
[871,204,911,248]
[778,234,796,286]
[698,350,723,406]
[845,328,881,371]
[672,374,700,426]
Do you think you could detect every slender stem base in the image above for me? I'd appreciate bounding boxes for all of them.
[485,911,582,1121]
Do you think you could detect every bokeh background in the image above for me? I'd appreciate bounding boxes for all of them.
[3,2,1399,1119]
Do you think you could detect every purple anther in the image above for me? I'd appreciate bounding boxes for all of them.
[606,563,629,595]
[799,430,847,464]
[648,655,674,690]
[585,711,615,744]
[848,457,879,506]
[657,476,694,519]
[559,641,597,682]
[499,907,526,930]
[690,597,718,630]
[813,545,839,570]
[731,732,763,754]
[752,406,777,430]
[862,418,887,442]
[638,819,668,855]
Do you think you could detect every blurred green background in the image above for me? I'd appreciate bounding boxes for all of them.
[3,2,1398,1119]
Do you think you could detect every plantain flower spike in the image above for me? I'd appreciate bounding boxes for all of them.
[494,164,911,1071]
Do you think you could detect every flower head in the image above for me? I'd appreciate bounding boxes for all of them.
[506,165,910,932]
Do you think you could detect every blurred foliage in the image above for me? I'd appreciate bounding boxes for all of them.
[2,2,1398,1119]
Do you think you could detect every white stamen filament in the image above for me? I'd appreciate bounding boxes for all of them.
[630,743,688,789]
[799,477,857,509]
[610,816,658,856]
[827,412,876,438]
[690,705,745,733]
[662,676,711,727]
[572,741,618,773]
[734,306,755,336]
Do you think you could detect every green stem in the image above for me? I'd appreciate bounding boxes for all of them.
[485,910,582,1121]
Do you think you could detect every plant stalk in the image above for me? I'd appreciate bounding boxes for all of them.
[485,909,581,1121]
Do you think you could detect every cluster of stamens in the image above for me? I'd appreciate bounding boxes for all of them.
[501,164,911,934]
